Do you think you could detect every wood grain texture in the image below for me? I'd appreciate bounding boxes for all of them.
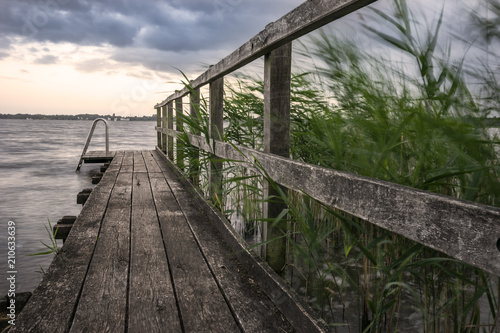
[263,42,292,272]
[133,150,147,173]
[128,170,181,333]
[70,171,132,333]
[153,151,295,333]
[153,149,327,332]
[182,135,500,276]
[10,153,124,333]
[150,175,240,332]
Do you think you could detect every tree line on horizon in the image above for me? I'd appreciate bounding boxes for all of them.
[0,113,156,121]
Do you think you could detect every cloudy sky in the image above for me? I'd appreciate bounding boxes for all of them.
[0,0,304,116]
[1,0,494,117]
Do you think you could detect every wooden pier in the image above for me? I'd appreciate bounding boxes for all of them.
[11,0,500,331]
[12,150,325,332]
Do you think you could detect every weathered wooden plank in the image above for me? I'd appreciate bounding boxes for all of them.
[155,0,376,107]
[263,42,292,272]
[182,135,500,276]
[69,171,132,333]
[128,172,182,332]
[153,149,328,332]
[153,151,296,333]
[105,151,124,172]
[82,150,115,163]
[149,175,240,332]
[133,150,147,173]
[120,151,134,173]
[11,153,125,333]
[142,150,163,174]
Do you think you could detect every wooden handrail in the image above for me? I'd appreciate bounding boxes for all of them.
[153,0,500,279]
[154,0,376,108]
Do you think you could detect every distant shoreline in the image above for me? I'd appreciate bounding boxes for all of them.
[0,113,156,121]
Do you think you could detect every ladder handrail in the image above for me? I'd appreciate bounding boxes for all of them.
[76,118,109,171]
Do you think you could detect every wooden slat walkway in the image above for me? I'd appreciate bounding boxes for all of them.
[81,150,116,163]
[12,150,321,333]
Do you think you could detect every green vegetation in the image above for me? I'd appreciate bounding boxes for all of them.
[174,0,500,331]
[30,218,60,257]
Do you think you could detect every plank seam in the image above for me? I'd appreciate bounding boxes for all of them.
[150,152,245,333]
[66,153,123,332]
[144,150,186,333]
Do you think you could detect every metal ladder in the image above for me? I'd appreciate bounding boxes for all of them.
[76,118,110,171]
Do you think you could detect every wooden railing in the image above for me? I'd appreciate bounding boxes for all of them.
[154,0,500,277]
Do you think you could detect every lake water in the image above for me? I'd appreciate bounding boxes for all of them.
[0,119,157,295]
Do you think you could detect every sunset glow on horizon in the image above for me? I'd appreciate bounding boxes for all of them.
[0,0,303,117]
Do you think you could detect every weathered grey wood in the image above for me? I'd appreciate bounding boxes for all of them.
[52,224,72,240]
[151,150,296,333]
[142,150,163,174]
[69,171,132,333]
[162,105,167,154]
[189,88,201,185]
[155,0,376,108]
[128,169,181,332]
[120,151,134,173]
[76,189,92,205]
[10,152,125,333]
[156,106,161,148]
[175,96,184,170]
[209,76,224,206]
[150,175,240,332]
[263,43,292,273]
[58,216,77,224]
[91,172,103,184]
[182,135,500,276]
[167,102,174,160]
[81,150,115,164]
[133,150,147,173]
[156,127,180,137]
[153,149,328,332]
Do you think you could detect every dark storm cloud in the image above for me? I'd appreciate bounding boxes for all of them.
[0,0,302,72]
[1,0,301,50]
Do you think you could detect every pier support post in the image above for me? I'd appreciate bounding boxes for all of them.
[189,88,201,186]
[162,105,167,154]
[263,42,292,273]
[175,96,184,170]
[167,102,174,160]
[209,77,224,208]
[156,106,161,149]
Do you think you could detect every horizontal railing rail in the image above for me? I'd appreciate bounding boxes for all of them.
[154,0,500,281]
[154,0,376,108]
[165,131,500,277]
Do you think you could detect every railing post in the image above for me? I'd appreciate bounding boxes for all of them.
[156,106,161,149]
[263,42,292,273]
[167,102,174,160]
[161,105,167,154]
[209,77,224,207]
[189,88,201,185]
[175,96,184,170]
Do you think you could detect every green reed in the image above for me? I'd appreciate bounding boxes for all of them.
[172,0,500,331]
